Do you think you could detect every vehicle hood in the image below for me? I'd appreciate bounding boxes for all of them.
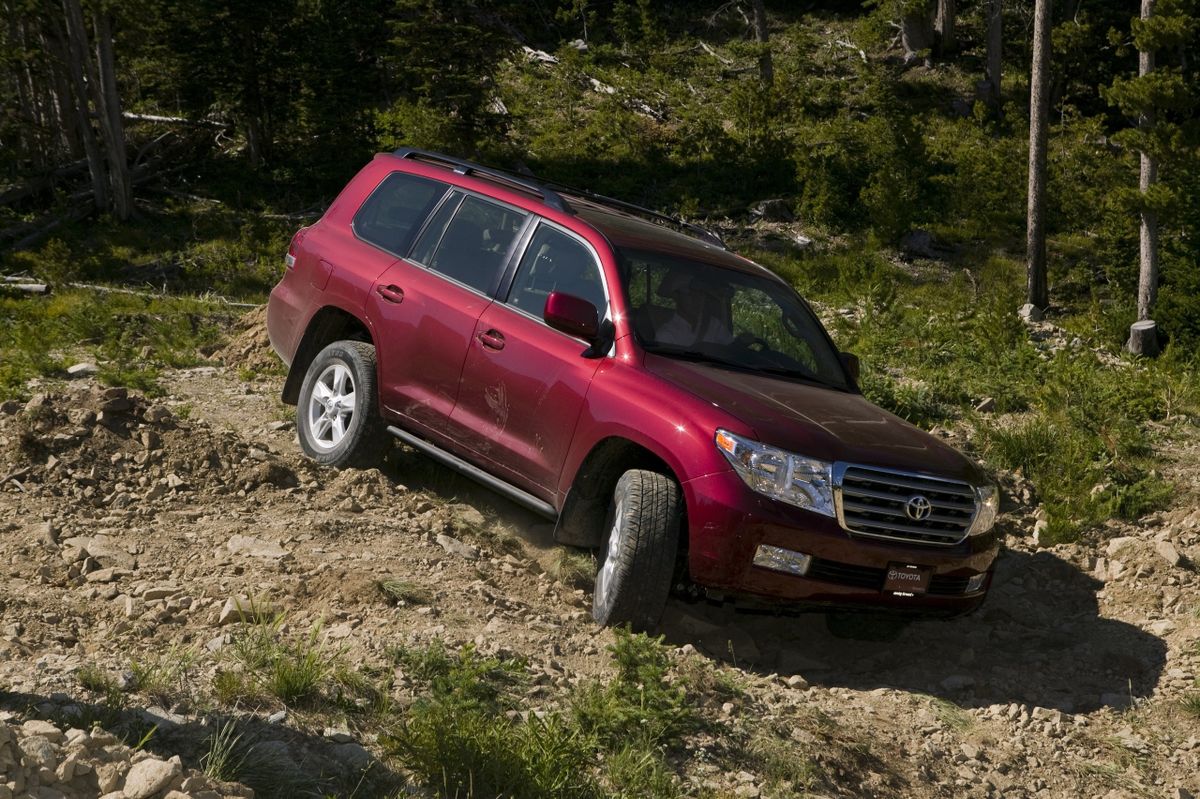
[645,355,986,484]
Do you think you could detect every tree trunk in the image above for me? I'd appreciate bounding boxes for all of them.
[1025,0,1052,310]
[1135,0,1159,324]
[984,0,1003,111]
[91,8,131,220]
[751,0,773,88]
[41,26,84,159]
[59,0,109,213]
[936,0,956,55]
[901,3,935,67]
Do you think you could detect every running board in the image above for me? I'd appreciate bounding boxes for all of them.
[387,426,558,519]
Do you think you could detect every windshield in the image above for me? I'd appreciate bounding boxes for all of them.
[618,248,850,390]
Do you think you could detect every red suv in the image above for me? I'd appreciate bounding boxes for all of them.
[267,149,1000,631]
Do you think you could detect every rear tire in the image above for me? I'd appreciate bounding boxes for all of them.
[592,469,681,631]
[296,341,388,468]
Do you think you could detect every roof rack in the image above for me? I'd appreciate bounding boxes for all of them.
[392,147,726,250]
[546,182,727,250]
[392,148,570,213]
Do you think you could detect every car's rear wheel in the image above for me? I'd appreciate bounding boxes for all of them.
[592,469,681,631]
[297,341,387,468]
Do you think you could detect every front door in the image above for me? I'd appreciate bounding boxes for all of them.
[450,222,609,495]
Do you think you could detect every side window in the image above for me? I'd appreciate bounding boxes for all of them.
[410,191,464,266]
[508,225,606,318]
[424,196,527,293]
[353,173,447,255]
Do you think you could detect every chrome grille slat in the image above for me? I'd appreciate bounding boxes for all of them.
[835,464,978,547]
[841,501,970,525]
[838,484,972,510]
[843,473,974,497]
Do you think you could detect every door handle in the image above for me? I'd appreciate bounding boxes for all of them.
[478,329,505,350]
[376,284,404,304]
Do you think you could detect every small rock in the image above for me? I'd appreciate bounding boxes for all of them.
[217,596,275,626]
[974,397,996,413]
[1018,303,1044,323]
[436,534,480,561]
[67,362,98,377]
[1155,540,1182,567]
[785,674,809,689]
[19,735,58,770]
[227,534,290,560]
[324,727,354,744]
[750,198,794,222]
[333,742,372,770]
[122,757,181,799]
[21,720,63,742]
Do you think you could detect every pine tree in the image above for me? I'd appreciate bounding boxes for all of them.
[1103,0,1198,354]
[1025,0,1052,311]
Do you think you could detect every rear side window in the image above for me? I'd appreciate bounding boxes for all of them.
[419,195,527,294]
[353,172,447,255]
[508,224,606,318]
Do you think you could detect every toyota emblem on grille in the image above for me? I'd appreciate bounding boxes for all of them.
[905,495,932,521]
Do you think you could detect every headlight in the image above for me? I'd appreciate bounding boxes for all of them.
[969,483,999,534]
[714,429,834,517]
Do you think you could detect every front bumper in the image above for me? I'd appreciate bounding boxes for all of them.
[683,470,1000,615]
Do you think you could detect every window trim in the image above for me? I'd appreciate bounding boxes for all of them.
[501,219,610,316]
[350,171,451,259]
[404,189,535,300]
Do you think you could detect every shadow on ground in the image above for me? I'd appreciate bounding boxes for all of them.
[0,689,400,797]
[657,548,1168,714]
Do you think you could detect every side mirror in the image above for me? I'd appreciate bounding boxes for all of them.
[544,291,600,341]
[839,352,860,383]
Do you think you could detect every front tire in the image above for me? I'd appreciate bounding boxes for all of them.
[296,341,387,468]
[593,469,682,631]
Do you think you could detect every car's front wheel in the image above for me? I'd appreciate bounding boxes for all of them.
[296,341,387,468]
[592,469,682,631]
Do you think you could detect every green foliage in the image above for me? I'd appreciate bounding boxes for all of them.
[384,630,692,799]
[571,628,697,748]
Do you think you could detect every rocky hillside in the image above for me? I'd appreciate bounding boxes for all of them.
[1,356,1198,798]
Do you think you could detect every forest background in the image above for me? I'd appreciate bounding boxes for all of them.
[1,0,1199,543]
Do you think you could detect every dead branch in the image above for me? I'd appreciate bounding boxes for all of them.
[698,41,734,66]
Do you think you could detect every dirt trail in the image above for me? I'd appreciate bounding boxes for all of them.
[1,364,1198,799]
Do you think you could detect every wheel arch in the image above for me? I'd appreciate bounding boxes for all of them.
[281,306,374,405]
[553,435,686,550]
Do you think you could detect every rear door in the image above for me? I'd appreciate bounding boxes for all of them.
[449,221,608,494]
[367,191,529,438]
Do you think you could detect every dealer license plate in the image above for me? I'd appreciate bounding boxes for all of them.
[883,563,932,595]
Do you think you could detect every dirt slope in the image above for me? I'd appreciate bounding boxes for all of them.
[1,363,1198,799]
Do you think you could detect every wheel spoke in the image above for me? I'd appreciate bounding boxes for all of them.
[333,365,351,396]
[339,390,355,409]
[314,417,332,441]
[313,381,333,402]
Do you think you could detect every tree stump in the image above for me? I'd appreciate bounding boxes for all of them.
[1127,319,1160,357]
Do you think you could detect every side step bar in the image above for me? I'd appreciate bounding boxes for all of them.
[387,426,558,519]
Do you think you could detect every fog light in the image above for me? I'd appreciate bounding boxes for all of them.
[753,545,812,576]
[965,573,988,593]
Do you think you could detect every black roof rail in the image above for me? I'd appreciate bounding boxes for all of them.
[544,182,727,250]
[392,147,569,213]
[392,147,726,250]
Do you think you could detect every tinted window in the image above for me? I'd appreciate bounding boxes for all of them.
[619,249,849,390]
[411,191,464,266]
[353,173,447,254]
[508,225,606,317]
[425,196,527,293]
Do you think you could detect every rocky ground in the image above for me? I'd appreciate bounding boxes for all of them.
[1,341,1198,798]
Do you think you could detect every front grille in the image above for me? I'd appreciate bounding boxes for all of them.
[835,464,977,546]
